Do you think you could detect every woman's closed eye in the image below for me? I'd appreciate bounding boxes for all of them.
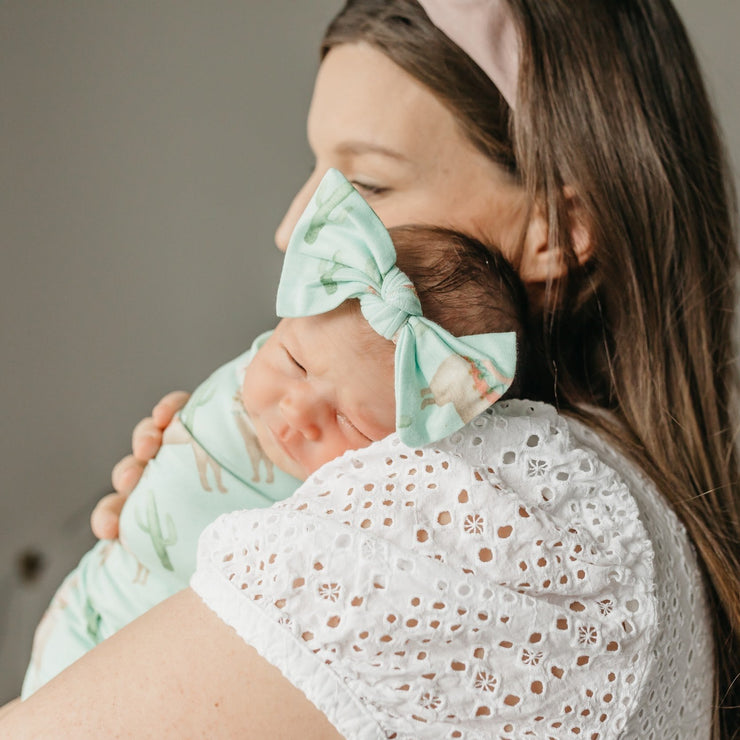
[350,180,389,198]
[306,154,389,198]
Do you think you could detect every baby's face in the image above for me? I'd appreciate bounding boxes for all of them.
[241,305,396,480]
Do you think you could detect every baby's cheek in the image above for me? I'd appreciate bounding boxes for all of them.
[314,434,372,472]
[240,363,261,417]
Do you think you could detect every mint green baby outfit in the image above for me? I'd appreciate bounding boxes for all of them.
[22,168,520,698]
[22,331,299,697]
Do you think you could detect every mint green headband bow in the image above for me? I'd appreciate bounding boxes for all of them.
[276,168,517,447]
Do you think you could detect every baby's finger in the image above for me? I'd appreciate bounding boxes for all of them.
[112,454,146,495]
[131,417,163,462]
[151,390,190,428]
[90,493,126,540]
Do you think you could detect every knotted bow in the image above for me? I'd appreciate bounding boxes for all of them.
[276,168,517,447]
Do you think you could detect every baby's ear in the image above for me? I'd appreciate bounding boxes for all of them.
[518,187,594,283]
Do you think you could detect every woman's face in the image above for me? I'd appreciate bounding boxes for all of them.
[274,43,530,269]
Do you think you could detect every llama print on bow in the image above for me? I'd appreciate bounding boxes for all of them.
[421,354,514,425]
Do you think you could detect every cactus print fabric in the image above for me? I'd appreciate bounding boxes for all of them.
[22,333,301,697]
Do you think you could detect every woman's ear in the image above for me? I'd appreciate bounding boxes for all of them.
[518,187,594,283]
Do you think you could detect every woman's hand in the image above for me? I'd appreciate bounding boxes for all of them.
[90,390,190,539]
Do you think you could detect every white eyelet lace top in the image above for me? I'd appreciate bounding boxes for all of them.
[191,400,712,739]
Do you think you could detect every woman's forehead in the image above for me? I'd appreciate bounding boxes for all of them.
[302,42,527,266]
[308,43,458,159]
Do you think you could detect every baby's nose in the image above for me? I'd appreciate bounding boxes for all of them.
[279,391,324,441]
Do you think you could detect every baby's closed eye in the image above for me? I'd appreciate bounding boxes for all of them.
[336,412,372,442]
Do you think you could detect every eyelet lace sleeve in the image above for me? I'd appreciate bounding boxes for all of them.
[191,400,711,739]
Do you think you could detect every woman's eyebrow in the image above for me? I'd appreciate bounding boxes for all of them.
[335,141,411,162]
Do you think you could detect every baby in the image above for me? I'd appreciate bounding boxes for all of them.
[22,168,527,696]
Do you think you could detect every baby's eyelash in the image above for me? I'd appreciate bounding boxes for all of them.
[337,412,371,441]
[283,345,305,372]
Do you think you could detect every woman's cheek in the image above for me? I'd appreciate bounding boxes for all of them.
[274,171,327,251]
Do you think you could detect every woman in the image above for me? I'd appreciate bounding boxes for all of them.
[5,0,739,737]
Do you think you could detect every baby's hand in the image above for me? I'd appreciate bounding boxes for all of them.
[90,391,190,539]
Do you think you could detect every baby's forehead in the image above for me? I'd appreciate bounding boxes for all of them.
[332,304,396,424]
[281,303,393,369]
[339,299,395,359]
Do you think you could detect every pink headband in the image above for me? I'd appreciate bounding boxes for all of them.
[416,0,519,110]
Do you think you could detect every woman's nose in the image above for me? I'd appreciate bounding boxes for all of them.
[273,170,324,252]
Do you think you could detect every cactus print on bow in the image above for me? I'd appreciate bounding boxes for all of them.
[275,168,517,447]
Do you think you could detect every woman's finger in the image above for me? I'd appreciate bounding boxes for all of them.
[131,417,164,462]
[111,454,146,495]
[90,493,127,540]
[96,391,190,540]
[131,391,190,462]
[151,390,190,428]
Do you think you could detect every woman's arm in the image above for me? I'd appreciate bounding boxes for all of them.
[90,390,190,539]
[0,698,20,721]
[1,589,343,739]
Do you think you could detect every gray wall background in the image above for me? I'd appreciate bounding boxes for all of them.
[0,0,737,703]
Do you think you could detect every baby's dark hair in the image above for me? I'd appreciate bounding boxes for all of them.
[389,225,529,398]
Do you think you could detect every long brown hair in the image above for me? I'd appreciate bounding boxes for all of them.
[323,1,740,736]
[510,3,740,737]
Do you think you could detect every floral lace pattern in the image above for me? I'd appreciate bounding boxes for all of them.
[565,417,713,739]
[191,400,712,739]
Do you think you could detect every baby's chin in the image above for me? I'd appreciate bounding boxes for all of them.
[299,439,383,479]
[269,444,361,482]
[266,442,308,482]
[252,417,382,481]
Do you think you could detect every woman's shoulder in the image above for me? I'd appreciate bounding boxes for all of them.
[478,399,713,737]
[279,398,654,565]
[193,400,714,738]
